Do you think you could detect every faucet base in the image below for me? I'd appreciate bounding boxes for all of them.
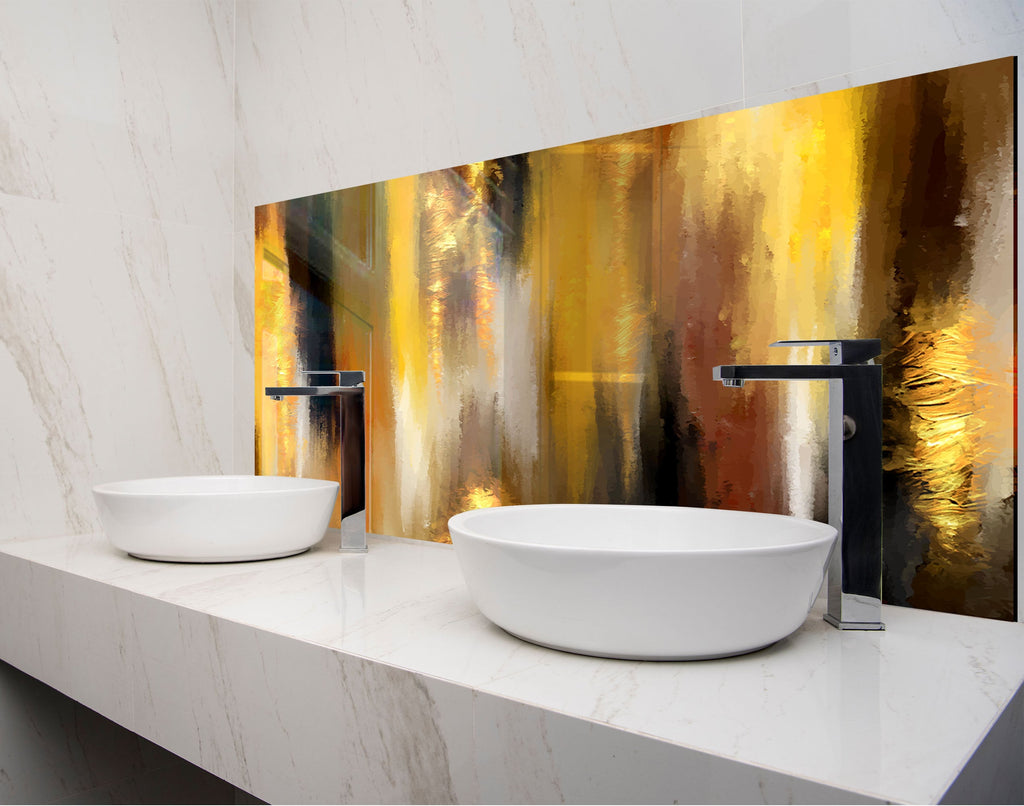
[823,614,886,631]
[339,510,368,553]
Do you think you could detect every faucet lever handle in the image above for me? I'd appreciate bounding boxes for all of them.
[301,370,365,387]
[771,339,881,365]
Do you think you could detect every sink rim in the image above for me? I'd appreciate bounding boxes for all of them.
[93,474,338,497]
[448,503,836,556]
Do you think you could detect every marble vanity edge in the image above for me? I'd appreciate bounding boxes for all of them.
[0,541,901,804]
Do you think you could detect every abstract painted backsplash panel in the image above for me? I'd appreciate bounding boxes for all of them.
[256,58,1016,620]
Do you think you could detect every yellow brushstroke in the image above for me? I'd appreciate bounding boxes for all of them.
[887,304,998,560]
[467,162,501,378]
[540,132,653,502]
[254,204,301,477]
[461,484,503,510]
[669,85,867,518]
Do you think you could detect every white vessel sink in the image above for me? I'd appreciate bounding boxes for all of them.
[93,475,338,562]
[448,504,837,660]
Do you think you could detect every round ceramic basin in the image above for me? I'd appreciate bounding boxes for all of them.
[448,504,837,661]
[93,475,338,562]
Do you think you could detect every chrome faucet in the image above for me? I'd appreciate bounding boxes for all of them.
[713,340,884,630]
[265,370,367,553]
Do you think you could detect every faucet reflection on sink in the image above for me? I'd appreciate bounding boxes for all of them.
[448,503,837,661]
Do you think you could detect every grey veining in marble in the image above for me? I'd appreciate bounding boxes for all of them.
[0,0,234,226]
[0,197,233,540]
[0,0,235,540]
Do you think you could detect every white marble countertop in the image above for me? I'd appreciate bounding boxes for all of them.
[1,530,1023,804]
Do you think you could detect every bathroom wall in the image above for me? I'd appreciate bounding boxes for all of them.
[234,0,1024,618]
[1,0,235,543]
[0,1,238,801]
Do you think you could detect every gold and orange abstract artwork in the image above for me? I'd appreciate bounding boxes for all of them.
[256,58,1016,620]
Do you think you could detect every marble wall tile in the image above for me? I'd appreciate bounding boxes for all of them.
[233,0,428,212]
[0,0,234,228]
[741,0,1024,99]
[233,226,256,474]
[414,0,744,176]
[0,194,232,539]
[0,0,236,543]
[744,24,1024,110]
[233,0,744,213]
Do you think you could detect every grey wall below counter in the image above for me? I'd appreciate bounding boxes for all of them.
[0,660,252,805]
